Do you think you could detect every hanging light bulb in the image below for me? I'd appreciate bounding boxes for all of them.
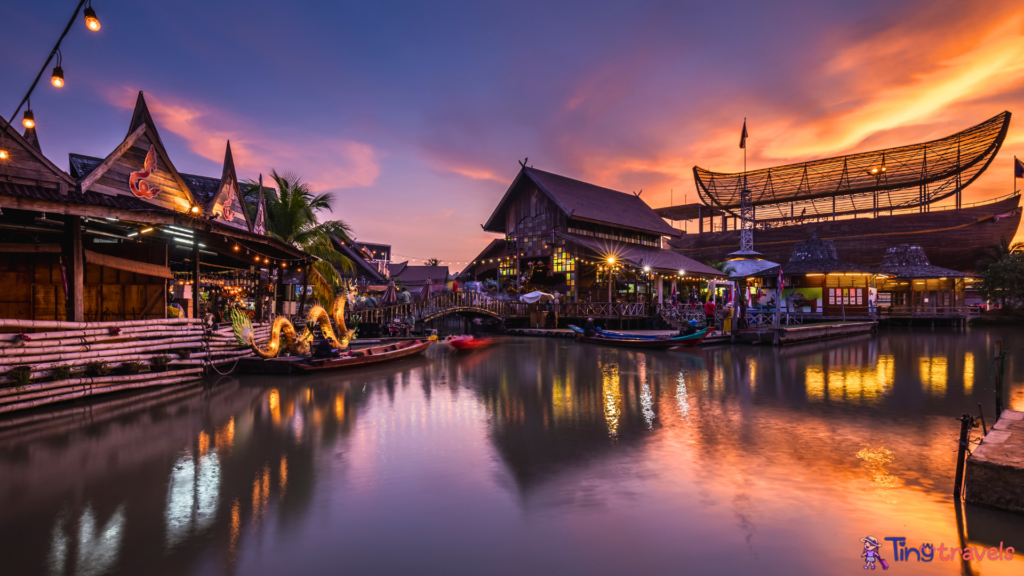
[83,4,101,31]
[22,109,35,129]
[0,149,8,161]
[51,66,64,88]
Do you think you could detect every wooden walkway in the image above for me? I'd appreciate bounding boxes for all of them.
[965,410,1024,513]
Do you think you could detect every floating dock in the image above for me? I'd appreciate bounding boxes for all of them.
[965,410,1024,513]
[743,321,876,345]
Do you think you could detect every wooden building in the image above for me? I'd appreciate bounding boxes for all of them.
[659,111,1021,271]
[752,231,878,317]
[0,92,311,327]
[876,244,970,318]
[476,165,723,303]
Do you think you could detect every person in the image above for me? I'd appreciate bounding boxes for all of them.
[704,298,717,328]
[399,287,412,305]
[679,319,698,336]
[583,317,597,337]
[545,309,556,328]
[312,338,336,358]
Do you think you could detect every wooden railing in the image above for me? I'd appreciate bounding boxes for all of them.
[881,305,969,318]
[346,293,667,324]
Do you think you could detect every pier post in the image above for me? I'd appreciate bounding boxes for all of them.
[953,413,973,498]
[63,216,84,322]
[993,340,1006,416]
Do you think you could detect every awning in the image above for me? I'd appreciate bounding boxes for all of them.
[556,232,725,277]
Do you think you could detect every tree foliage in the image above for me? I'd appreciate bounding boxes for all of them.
[425,258,440,266]
[978,253,1024,313]
[243,171,354,307]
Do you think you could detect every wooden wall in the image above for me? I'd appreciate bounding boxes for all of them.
[0,243,167,329]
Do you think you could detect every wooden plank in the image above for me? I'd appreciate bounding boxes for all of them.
[83,250,173,279]
[0,164,69,185]
[0,244,61,253]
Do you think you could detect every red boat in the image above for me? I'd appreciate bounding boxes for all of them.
[446,335,494,351]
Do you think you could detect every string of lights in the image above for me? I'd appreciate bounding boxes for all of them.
[0,0,101,160]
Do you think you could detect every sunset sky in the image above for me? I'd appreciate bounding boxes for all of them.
[3,0,1023,264]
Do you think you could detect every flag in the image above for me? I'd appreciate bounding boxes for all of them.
[739,120,748,149]
[777,267,785,292]
[1015,156,1024,178]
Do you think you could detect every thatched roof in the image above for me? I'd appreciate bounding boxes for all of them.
[878,244,968,279]
[752,230,876,277]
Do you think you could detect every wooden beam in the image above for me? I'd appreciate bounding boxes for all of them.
[83,249,173,279]
[79,124,148,195]
[0,195,178,225]
[0,243,61,253]
[65,218,84,322]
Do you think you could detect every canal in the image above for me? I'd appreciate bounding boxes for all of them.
[1,327,1023,575]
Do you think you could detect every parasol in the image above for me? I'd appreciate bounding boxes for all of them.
[380,281,398,306]
[520,290,554,304]
[417,278,432,302]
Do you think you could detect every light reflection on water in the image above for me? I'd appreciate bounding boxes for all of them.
[0,328,1022,575]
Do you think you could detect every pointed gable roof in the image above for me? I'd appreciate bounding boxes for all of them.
[127,91,165,146]
[0,115,75,193]
[205,141,253,231]
[252,173,268,235]
[483,166,679,237]
[22,125,41,152]
[78,92,197,214]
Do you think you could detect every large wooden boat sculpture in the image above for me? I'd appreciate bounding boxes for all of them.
[661,112,1020,271]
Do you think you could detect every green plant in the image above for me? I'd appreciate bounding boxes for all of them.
[123,361,145,375]
[85,360,112,377]
[151,355,170,372]
[10,365,33,388]
[50,364,72,381]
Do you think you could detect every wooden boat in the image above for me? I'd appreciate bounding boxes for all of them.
[446,335,494,350]
[292,340,432,372]
[568,325,710,348]
[568,324,709,342]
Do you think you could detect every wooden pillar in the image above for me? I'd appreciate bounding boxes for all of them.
[698,206,703,234]
[192,240,200,319]
[721,213,727,231]
[64,216,84,322]
[657,277,664,304]
[298,265,309,316]
[276,266,285,314]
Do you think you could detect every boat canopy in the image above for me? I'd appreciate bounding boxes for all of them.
[693,111,1011,222]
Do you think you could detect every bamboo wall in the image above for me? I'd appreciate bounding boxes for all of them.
[0,318,266,415]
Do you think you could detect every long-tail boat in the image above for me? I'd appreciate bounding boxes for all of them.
[568,325,710,348]
[292,340,432,372]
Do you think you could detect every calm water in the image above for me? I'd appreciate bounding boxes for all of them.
[2,328,1024,576]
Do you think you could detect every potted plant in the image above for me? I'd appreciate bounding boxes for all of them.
[150,355,170,373]
[122,361,146,375]
[9,365,33,389]
[50,364,72,381]
[85,360,112,378]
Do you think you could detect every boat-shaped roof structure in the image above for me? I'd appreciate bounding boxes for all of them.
[694,111,1011,222]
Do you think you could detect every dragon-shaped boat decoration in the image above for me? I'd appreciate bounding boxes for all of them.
[232,297,355,358]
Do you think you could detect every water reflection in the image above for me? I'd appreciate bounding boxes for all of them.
[0,328,1022,575]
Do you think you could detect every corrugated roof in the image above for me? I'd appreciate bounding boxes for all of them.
[394,265,450,285]
[557,232,724,277]
[484,167,679,237]
[0,181,169,212]
[528,168,679,236]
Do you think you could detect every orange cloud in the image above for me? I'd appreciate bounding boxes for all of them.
[106,88,379,191]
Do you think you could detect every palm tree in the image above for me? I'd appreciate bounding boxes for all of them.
[424,258,440,266]
[244,171,354,306]
[983,236,1024,264]
[705,260,737,276]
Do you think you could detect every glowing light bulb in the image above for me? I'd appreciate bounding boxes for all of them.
[0,149,8,161]
[84,7,101,31]
[22,110,35,129]
[51,66,64,88]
